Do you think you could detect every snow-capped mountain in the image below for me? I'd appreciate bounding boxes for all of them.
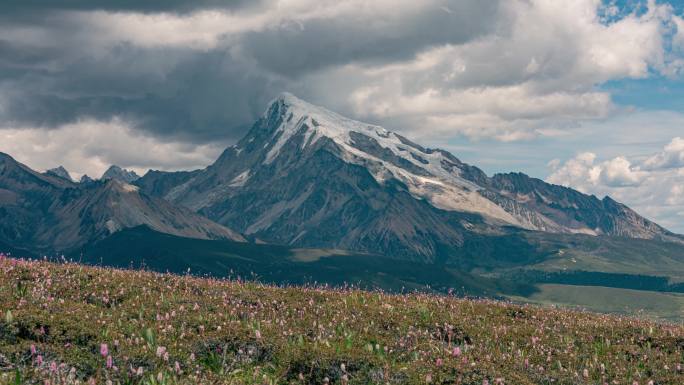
[101,165,140,183]
[0,152,243,253]
[136,93,677,260]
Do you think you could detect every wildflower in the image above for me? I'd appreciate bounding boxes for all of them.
[156,346,166,358]
[175,361,181,374]
[436,358,443,367]
[136,366,144,376]
[100,343,109,357]
[30,344,37,356]
[106,355,113,369]
[482,379,489,385]
[452,347,461,357]
[36,355,43,366]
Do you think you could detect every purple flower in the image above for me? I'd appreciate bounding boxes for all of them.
[100,343,109,357]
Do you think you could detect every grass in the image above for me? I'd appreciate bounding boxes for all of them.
[509,284,684,323]
[516,233,684,283]
[0,255,683,384]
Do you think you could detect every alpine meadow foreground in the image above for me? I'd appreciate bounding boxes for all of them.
[0,255,682,385]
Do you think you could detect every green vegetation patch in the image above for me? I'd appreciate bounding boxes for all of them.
[0,256,683,384]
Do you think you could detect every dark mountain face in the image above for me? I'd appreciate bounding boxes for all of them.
[135,93,678,260]
[0,153,243,254]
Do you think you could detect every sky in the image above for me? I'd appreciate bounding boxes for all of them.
[0,0,683,232]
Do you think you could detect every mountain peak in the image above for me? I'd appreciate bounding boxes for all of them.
[45,166,72,182]
[101,165,140,183]
[272,91,305,106]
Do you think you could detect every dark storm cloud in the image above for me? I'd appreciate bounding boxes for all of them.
[0,45,288,142]
[242,0,499,77]
[0,0,261,14]
[0,0,501,144]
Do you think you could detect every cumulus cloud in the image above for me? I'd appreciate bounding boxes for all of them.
[0,119,225,178]
[547,137,684,233]
[0,0,683,184]
[337,0,683,141]
[643,137,684,169]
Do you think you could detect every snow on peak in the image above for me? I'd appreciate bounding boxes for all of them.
[260,93,524,226]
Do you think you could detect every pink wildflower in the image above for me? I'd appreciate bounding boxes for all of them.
[100,343,108,357]
[452,347,461,357]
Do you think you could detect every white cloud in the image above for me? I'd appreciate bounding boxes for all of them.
[644,137,684,169]
[598,156,645,186]
[547,137,684,233]
[673,14,684,51]
[331,0,684,142]
[0,119,225,178]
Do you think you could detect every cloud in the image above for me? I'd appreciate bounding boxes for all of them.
[0,0,683,186]
[332,0,683,142]
[643,137,684,169]
[0,119,225,178]
[547,137,684,233]
[0,0,261,14]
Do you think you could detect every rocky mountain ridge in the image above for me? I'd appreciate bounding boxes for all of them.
[0,152,243,253]
[134,93,678,260]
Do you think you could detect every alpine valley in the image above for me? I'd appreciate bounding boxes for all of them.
[2,94,684,320]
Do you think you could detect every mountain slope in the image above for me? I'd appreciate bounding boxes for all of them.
[0,152,243,253]
[136,93,678,260]
[79,225,532,296]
